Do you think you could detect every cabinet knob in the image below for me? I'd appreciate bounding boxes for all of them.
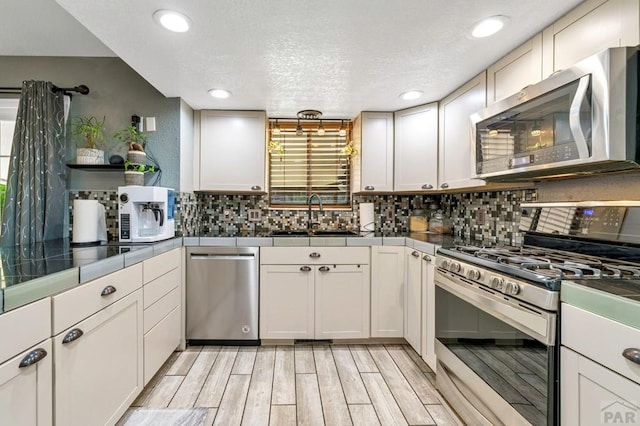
[62,328,84,344]
[18,348,48,368]
[421,184,433,190]
[300,266,311,272]
[411,251,420,258]
[622,348,640,365]
[364,186,375,191]
[440,183,449,189]
[423,255,431,262]
[251,185,262,191]
[309,252,321,258]
[101,285,117,296]
[319,266,330,272]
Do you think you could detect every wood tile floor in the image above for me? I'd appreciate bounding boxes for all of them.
[118,344,464,426]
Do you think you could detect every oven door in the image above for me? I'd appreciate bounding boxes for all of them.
[435,267,558,426]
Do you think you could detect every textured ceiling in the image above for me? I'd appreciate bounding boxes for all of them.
[27,1,585,117]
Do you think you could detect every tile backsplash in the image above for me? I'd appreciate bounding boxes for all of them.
[68,188,537,246]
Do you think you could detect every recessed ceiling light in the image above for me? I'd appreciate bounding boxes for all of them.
[399,91,423,101]
[153,10,191,33]
[208,89,231,99]
[471,15,509,38]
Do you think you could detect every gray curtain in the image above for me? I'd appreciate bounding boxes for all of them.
[1,81,66,246]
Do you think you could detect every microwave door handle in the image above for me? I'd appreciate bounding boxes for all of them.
[569,75,591,159]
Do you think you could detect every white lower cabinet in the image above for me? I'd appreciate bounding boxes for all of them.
[562,347,640,425]
[405,248,422,353]
[421,254,437,371]
[0,339,52,426]
[54,289,143,426]
[315,264,370,339]
[370,246,405,338]
[260,265,315,339]
[260,247,370,340]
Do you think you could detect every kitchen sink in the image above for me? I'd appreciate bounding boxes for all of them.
[310,230,360,237]
[268,230,311,237]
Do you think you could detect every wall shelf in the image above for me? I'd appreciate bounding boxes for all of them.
[66,164,160,172]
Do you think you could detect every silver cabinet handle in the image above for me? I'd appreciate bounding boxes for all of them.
[101,285,117,296]
[309,252,321,258]
[364,185,375,191]
[423,255,431,262]
[411,251,420,258]
[251,185,262,191]
[421,184,433,190]
[19,348,48,368]
[622,348,640,365]
[319,266,330,272]
[300,266,311,272]
[440,183,449,189]
[62,328,84,344]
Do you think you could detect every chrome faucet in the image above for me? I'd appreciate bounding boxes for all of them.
[307,193,324,230]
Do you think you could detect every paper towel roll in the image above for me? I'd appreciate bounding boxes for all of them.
[360,203,375,232]
[73,200,102,244]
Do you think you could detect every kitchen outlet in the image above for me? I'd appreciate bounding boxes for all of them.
[223,210,233,221]
[385,207,395,221]
[248,209,261,222]
[476,209,486,225]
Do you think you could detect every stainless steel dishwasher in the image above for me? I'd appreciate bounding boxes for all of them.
[186,246,259,345]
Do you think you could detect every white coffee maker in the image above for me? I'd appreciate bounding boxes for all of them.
[118,186,175,243]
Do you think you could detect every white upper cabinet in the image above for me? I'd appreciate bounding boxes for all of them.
[394,103,439,191]
[438,72,487,191]
[542,0,640,76]
[198,110,266,192]
[487,34,543,104]
[354,112,394,192]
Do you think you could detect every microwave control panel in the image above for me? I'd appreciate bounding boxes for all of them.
[479,143,580,174]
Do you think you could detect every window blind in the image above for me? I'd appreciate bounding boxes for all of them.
[269,123,351,206]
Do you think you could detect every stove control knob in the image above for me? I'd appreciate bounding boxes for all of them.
[441,260,451,270]
[467,269,481,280]
[505,282,520,295]
[490,277,505,290]
[449,262,461,273]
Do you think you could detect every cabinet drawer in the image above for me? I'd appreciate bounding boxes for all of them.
[0,298,51,365]
[144,287,180,334]
[144,268,180,309]
[52,264,142,335]
[144,306,180,385]
[260,247,370,265]
[143,248,180,284]
[562,303,640,384]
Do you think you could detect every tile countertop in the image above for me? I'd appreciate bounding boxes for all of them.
[0,231,457,316]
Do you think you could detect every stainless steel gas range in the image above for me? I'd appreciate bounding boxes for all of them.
[434,201,640,426]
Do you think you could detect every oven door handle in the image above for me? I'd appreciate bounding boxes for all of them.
[438,361,502,426]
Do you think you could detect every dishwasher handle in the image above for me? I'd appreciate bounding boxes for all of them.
[190,253,256,261]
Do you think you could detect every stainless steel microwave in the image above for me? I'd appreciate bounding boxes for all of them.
[471,46,639,181]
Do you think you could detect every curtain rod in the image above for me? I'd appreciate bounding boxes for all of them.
[0,84,90,97]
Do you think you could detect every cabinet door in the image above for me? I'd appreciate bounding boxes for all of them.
[370,246,405,338]
[54,290,143,426]
[199,110,266,192]
[360,112,394,192]
[561,347,640,425]
[542,0,640,76]
[438,72,487,191]
[0,339,52,426]
[421,254,436,371]
[487,34,543,104]
[405,249,422,353]
[394,103,438,191]
[260,265,315,339]
[315,264,370,339]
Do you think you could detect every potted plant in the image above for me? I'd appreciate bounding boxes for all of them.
[72,116,106,164]
[123,161,156,186]
[114,124,149,165]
